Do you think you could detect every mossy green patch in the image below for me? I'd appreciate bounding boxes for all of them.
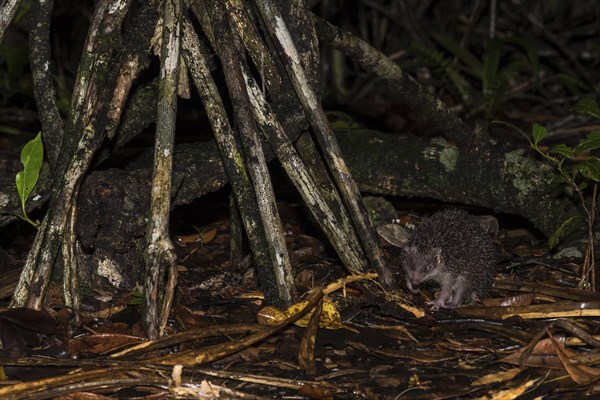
[424,138,459,172]
[504,148,553,198]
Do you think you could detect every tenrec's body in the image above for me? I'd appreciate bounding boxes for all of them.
[402,209,496,308]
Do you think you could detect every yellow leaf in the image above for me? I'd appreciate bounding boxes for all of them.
[287,296,345,330]
[257,305,288,325]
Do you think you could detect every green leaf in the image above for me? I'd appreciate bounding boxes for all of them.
[548,234,558,249]
[503,36,540,81]
[577,158,600,182]
[574,130,600,154]
[493,120,531,142]
[532,123,548,146]
[0,126,22,135]
[1,42,29,77]
[572,98,600,119]
[326,111,361,130]
[15,132,44,213]
[128,291,144,305]
[129,297,143,305]
[482,39,501,96]
[548,216,579,249]
[552,74,589,95]
[548,143,573,158]
[569,165,580,181]
[430,32,483,77]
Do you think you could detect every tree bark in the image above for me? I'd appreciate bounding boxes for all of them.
[42,125,577,289]
[10,0,135,308]
[0,116,579,292]
[144,0,182,339]
[336,129,579,236]
[0,3,581,297]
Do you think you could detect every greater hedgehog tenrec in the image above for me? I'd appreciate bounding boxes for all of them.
[401,209,496,309]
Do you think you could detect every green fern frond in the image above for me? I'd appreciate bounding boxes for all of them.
[409,41,472,106]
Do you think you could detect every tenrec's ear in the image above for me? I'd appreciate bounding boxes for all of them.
[405,245,418,255]
[377,223,411,247]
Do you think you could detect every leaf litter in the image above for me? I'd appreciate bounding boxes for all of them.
[1,202,600,399]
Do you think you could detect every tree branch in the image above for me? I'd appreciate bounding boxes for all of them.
[29,0,64,169]
[11,0,136,309]
[0,0,21,44]
[144,0,181,339]
[255,0,392,287]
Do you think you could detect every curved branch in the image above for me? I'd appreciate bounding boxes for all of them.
[29,0,64,169]
[314,16,472,146]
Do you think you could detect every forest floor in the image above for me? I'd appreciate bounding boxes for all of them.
[0,194,598,399]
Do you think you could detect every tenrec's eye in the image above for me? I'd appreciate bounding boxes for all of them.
[427,264,434,272]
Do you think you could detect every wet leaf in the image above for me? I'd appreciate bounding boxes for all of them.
[257,305,288,325]
[548,143,573,158]
[0,307,57,334]
[577,158,600,182]
[574,131,600,154]
[547,328,600,384]
[572,97,600,119]
[68,333,145,356]
[472,367,522,386]
[175,227,217,247]
[258,297,345,330]
[298,299,321,373]
[500,336,565,369]
[287,296,344,330]
[532,123,547,146]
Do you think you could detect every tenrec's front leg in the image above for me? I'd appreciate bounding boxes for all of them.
[405,276,416,292]
[428,279,454,309]
[445,276,469,308]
